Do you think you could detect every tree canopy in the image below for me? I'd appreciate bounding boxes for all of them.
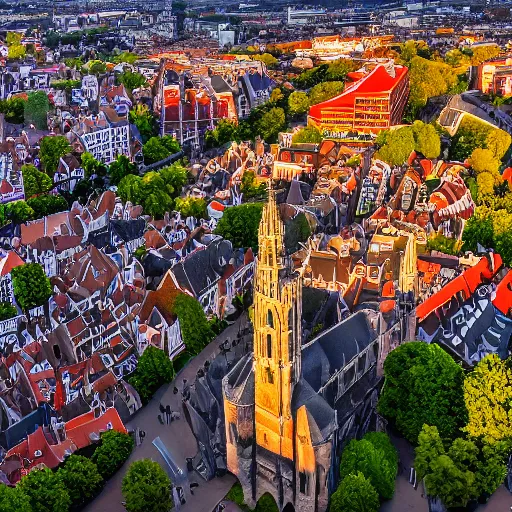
[122,459,173,512]
[415,424,511,508]
[21,164,53,198]
[108,154,138,185]
[19,467,71,512]
[0,483,32,512]
[339,432,398,500]
[376,121,441,165]
[118,71,148,92]
[174,197,207,219]
[11,263,52,313]
[251,53,278,68]
[129,104,158,144]
[128,346,174,404]
[330,472,380,512]
[91,430,134,480]
[0,302,17,321]
[256,107,287,143]
[309,81,344,106]
[214,203,264,252]
[378,342,467,443]
[172,293,215,355]
[39,136,71,175]
[287,91,310,117]
[292,126,322,144]
[464,354,512,443]
[57,454,103,508]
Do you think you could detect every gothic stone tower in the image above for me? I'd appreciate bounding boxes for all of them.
[252,190,302,508]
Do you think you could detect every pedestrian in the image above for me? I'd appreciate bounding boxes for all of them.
[165,404,172,424]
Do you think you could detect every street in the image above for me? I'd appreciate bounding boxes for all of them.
[84,318,245,512]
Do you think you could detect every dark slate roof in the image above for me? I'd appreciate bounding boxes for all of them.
[301,311,374,392]
[246,72,273,92]
[165,70,180,86]
[110,219,146,242]
[292,378,335,444]
[210,75,232,94]
[286,179,305,205]
[172,239,233,296]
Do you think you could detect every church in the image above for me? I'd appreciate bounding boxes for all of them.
[221,192,405,512]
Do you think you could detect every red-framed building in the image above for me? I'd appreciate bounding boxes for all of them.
[308,63,409,137]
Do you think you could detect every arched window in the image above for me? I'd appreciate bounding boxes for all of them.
[267,310,273,328]
[266,333,272,359]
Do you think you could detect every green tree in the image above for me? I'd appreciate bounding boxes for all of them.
[462,207,494,252]
[122,459,172,512]
[159,162,188,198]
[109,154,138,185]
[114,52,139,64]
[470,148,501,175]
[214,203,264,251]
[11,263,52,313]
[5,200,35,224]
[254,493,279,512]
[325,59,359,81]
[129,104,158,143]
[414,425,447,480]
[81,151,108,178]
[375,126,416,166]
[25,91,50,130]
[339,436,397,500]
[378,342,467,443]
[425,454,476,508]
[0,96,26,123]
[143,137,171,165]
[284,212,311,254]
[288,91,310,117]
[412,121,441,159]
[407,57,457,118]
[240,170,267,199]
[252,53,278,68]
[485,128,511,160]
[309,81,344,105]
[292,126,322,144]
[160,135,180,154]
[27,195,68,219]
[0,302,17,320]
[471,45,500,66]
[256,107,287,143]
[19,467,71,512]
[174,197,207,219]
[57,455,103,508]
[118,71,148,92]
[330,472,379,512]
[8,44,26,60]
[87,60,107,76]
[91,430,134,480]
[0,483,32,512]
[128,346,174,404]
[39,136,71,175]
[269,87,284,104]
[6,32,22,46]
[204,120,240,149]
[172,293,215,355]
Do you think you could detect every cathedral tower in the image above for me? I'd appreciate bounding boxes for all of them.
[252,189,302,507]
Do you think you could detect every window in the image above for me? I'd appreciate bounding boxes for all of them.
[267,310,274,328]
[266,367,274,384]
[299,472,308,494]
[266,334,272,358]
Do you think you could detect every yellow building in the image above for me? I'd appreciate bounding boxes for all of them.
[223,191,388,512]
